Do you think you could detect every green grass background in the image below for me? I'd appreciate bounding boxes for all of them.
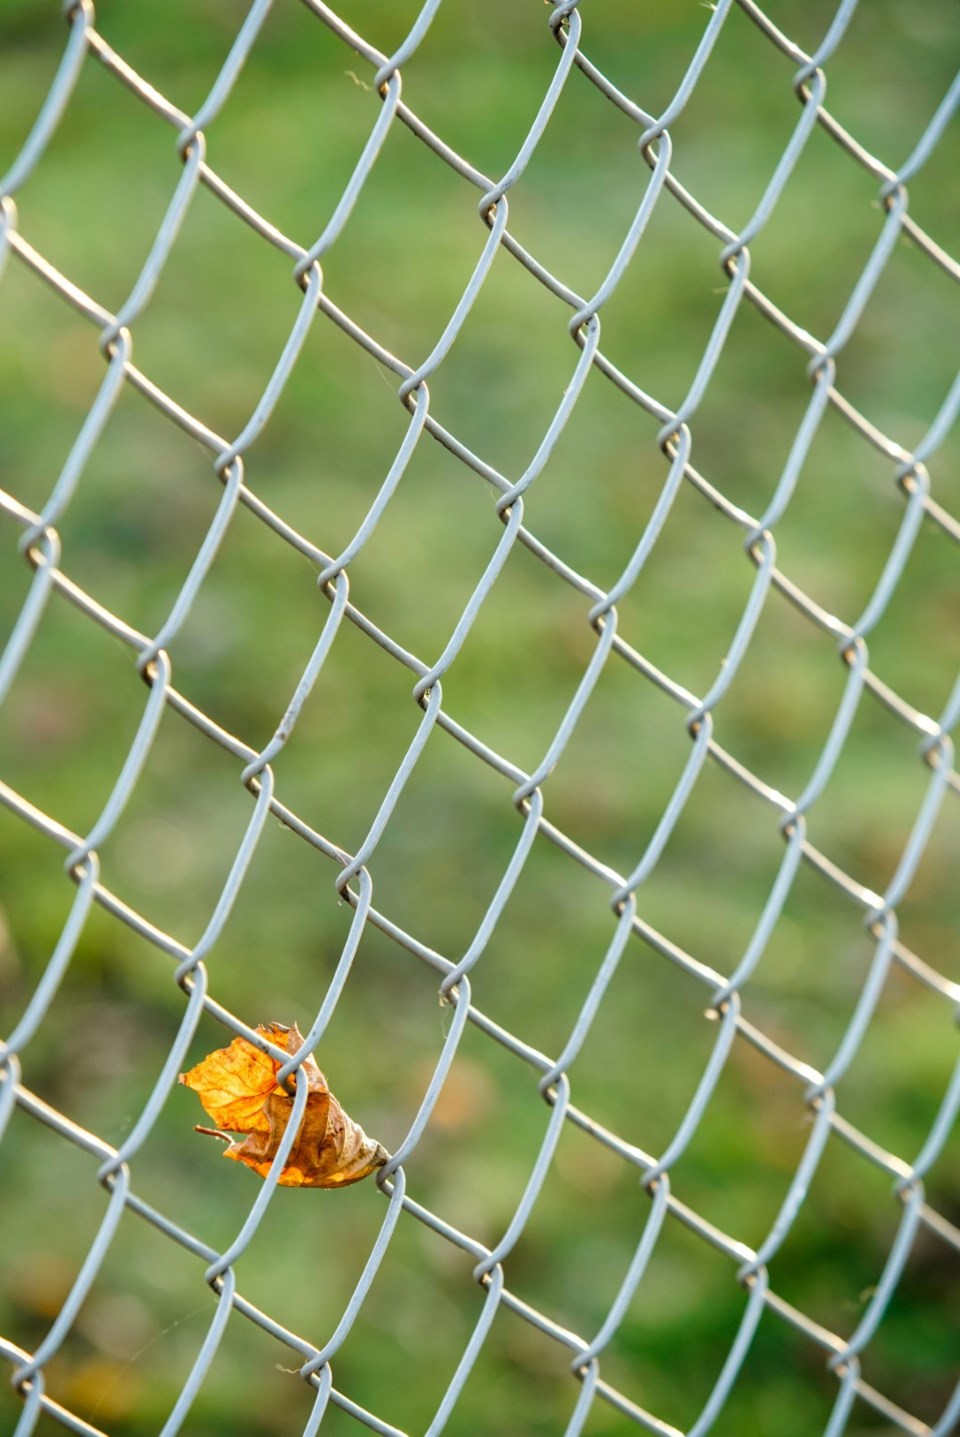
[1,1,958,1433]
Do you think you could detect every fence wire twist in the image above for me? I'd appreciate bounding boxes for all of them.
[1,1,959,1434]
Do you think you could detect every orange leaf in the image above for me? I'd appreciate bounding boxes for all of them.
[178,1023,387,1189]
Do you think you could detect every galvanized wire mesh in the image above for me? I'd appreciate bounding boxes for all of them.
[1,1,959,1434]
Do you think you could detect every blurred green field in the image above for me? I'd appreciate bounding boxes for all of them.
[1,1,959,1434]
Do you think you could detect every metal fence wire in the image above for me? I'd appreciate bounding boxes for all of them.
[1,0,959,1433]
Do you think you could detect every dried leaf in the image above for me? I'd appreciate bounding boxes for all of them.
[179,1023,387,1188]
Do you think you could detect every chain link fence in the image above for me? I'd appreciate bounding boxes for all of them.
[1,1,958,1433]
